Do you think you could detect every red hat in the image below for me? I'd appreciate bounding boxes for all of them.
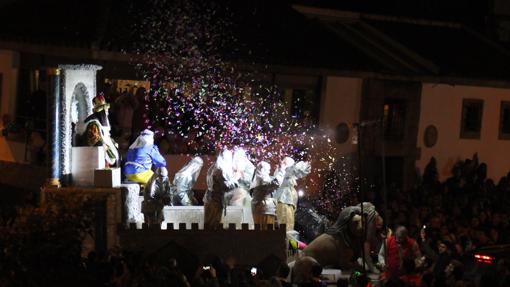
[92,94,110,112]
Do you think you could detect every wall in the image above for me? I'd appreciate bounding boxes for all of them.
[320,76,362,156]
[0,160,46,191]
[0,50,18,123]
[0,50,24,162]
[291,76,362,194]
[118,224,287,267]
[418,83,510,181]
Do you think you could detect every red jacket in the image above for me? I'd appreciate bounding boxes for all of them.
[386,235,417,278]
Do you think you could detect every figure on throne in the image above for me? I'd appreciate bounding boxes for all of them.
[83,94,119,166]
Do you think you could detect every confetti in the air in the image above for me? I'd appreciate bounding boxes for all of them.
[130,0,360,214]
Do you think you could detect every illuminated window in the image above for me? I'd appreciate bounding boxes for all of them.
[383,99,406,140]
[499,101,510,140]
[460,99,483,139]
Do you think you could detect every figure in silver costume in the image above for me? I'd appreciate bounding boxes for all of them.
[250,161,280,227]
[226,147,255,206]
[203,149,238,229]
[143,167,171,225]
[171,156,204,205]
[274,157,311,231]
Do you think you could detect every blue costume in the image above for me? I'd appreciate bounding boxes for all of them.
[124,129,167,184]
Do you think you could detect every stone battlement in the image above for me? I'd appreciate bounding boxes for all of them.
[126,222,287,231]
[118,222,287,266]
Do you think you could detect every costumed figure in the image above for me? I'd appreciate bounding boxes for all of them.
[83,94,119,166]
[171,156,204,205]
[292,202,383,284]
[203,149,238,229]
[227,147,255,224]
[123,129,167,185]
[143,167,171,225]
[227,147,255,205]
[250,161,280,228]
[274,157,311,231]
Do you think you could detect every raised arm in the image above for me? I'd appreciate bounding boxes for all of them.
[150,145,167,167]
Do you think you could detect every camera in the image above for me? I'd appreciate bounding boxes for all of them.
[203,266,211,270]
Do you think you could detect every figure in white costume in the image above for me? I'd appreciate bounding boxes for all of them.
[83,94,119,166]
[250,161,280,228]
[274,157,311,231]
[203,149,238,229]
[227,147,255,224]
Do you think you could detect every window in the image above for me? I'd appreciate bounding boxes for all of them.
[275,74,321,126]
[499,101,510,140]
[383,99,406,140]
[281,88,320,124]
[460,99,484,139]
[335,122,350,144]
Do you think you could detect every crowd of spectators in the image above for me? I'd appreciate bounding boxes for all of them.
[371,154,510,287]
[80,249,302,287]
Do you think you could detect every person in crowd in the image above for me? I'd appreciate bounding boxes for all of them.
[418,225,437,269]
[272,263,292,287]
[83,94,119,166]
[123,129,167,184]
[432,240,453,284]
[274,157,311,231]
[496,259,510,287]
[250,161,280,228]
[378,226,422,281]
[296,263,327,287]
[191,264,219,287]
[398,258,421,287]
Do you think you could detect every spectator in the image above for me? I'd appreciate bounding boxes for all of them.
[273,263,292,287]
[379,226,422,281]
[432,240,453,284]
